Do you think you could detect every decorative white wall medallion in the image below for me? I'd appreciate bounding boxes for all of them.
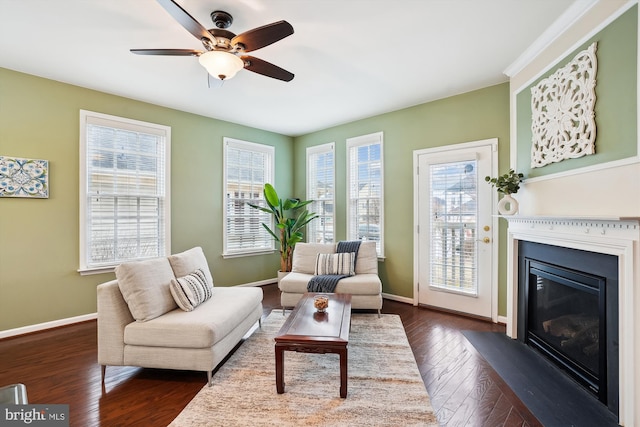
[0,156,49,198]
[530,42,598,168]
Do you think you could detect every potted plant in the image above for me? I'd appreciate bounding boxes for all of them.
[247,183,318,273]
[485,169,524,215]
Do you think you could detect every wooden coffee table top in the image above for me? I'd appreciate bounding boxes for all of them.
[275,293,352,344]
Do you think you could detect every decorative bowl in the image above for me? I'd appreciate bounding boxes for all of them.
[313,295,329,312]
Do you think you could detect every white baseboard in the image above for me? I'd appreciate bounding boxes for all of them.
[237,278,278,287]
[383,293,508,325]
[0,313,97,339]
[0,287,419,340]
[382,292,414,305]
[0,281,277,340]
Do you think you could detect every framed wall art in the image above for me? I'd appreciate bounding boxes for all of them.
[0,156,49,198]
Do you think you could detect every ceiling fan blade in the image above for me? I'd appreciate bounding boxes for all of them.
[232,21,293,52]
[156,0,214,44]
[242,55,294,82]
[130,49,202,56]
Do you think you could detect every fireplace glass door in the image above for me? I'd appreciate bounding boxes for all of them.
[526,260,606,401]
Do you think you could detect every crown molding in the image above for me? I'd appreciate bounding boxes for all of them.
[504,0,599,77]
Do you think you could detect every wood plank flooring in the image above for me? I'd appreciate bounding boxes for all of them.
[0,284,541,426]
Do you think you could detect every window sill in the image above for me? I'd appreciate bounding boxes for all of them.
[222,249,276,259]
[78,266,116,276]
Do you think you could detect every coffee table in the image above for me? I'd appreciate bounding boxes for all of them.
[275,292,352,398]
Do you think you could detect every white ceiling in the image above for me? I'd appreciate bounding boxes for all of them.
[0,0,582,136]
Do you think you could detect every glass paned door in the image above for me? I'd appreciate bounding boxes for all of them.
[416,141,495,318]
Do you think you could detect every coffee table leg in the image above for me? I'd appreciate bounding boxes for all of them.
[275,344,285,394]
[339,347,348,398]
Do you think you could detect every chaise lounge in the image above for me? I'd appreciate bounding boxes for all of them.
[97,247,263,386]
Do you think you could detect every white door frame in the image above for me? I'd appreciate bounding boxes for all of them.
[412,138,499,322]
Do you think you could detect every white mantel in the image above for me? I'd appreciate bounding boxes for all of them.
[503,215,640,426]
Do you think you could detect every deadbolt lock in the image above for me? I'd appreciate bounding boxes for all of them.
[483,225,490,231]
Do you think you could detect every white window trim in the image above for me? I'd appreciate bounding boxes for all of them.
[78,110,171,275]
[222,137,275,258]
[306,142,335,244]
[346,131,384,257]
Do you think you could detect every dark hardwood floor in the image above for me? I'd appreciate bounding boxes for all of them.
[0,284,540,426]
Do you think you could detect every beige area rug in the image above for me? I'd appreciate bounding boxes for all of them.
[169,313,438,427]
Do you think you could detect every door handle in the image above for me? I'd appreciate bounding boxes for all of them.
[478,237,491,244]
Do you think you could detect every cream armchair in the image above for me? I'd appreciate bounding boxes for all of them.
[278,241,382,315]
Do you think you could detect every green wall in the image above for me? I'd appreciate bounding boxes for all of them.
[516,6,637,177]
[293,83,511,314]
[0,69,512,331]
[0,68,292,330]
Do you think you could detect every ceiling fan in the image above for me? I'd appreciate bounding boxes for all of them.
[131,0,294,82]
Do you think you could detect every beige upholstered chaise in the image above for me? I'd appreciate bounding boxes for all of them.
[97,247,263,386]
[278,241,383,315]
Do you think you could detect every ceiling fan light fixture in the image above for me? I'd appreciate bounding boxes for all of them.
[198,51,244,80]
[132,2,294,82]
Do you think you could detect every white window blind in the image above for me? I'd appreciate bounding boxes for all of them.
[79,110,170,272]
[428,160,478,294]
[346,132,384,257]
[223,138,274,256]
[307,143,335,244]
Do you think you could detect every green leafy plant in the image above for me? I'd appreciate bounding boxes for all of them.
[247,183,319,272]
[484,169,524,195]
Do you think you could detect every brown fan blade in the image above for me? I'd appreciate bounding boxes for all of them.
[231,21,293,52]
[156,0,214,44]
[130,49,202,56]
[242,55,294,82]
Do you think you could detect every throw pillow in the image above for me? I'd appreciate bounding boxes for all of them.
[292,243,336,274]
[115,257,178,322]
[167,247,214,289]
[169,268,213,312]
[314,252,355,276]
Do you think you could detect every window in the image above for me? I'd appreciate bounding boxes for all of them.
[346,132,384,256]
[223,137,274,256]
[428,159,478,293]
[79,110,170,273]
[307,143,335,244]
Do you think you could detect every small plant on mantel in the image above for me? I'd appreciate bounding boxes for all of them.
[484,169,524,195]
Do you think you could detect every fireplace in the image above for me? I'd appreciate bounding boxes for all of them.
[518,241,618,413]
[504,216,640,426]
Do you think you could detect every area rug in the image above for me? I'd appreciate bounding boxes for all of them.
[169,313,438,426]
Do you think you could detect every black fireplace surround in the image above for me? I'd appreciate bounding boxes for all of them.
[518,241,619,416]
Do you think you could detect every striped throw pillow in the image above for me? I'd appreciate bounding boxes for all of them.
[169,268,213,311]
[314,252,355,276]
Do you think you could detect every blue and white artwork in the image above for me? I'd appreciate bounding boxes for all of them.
[0,156,49,198]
